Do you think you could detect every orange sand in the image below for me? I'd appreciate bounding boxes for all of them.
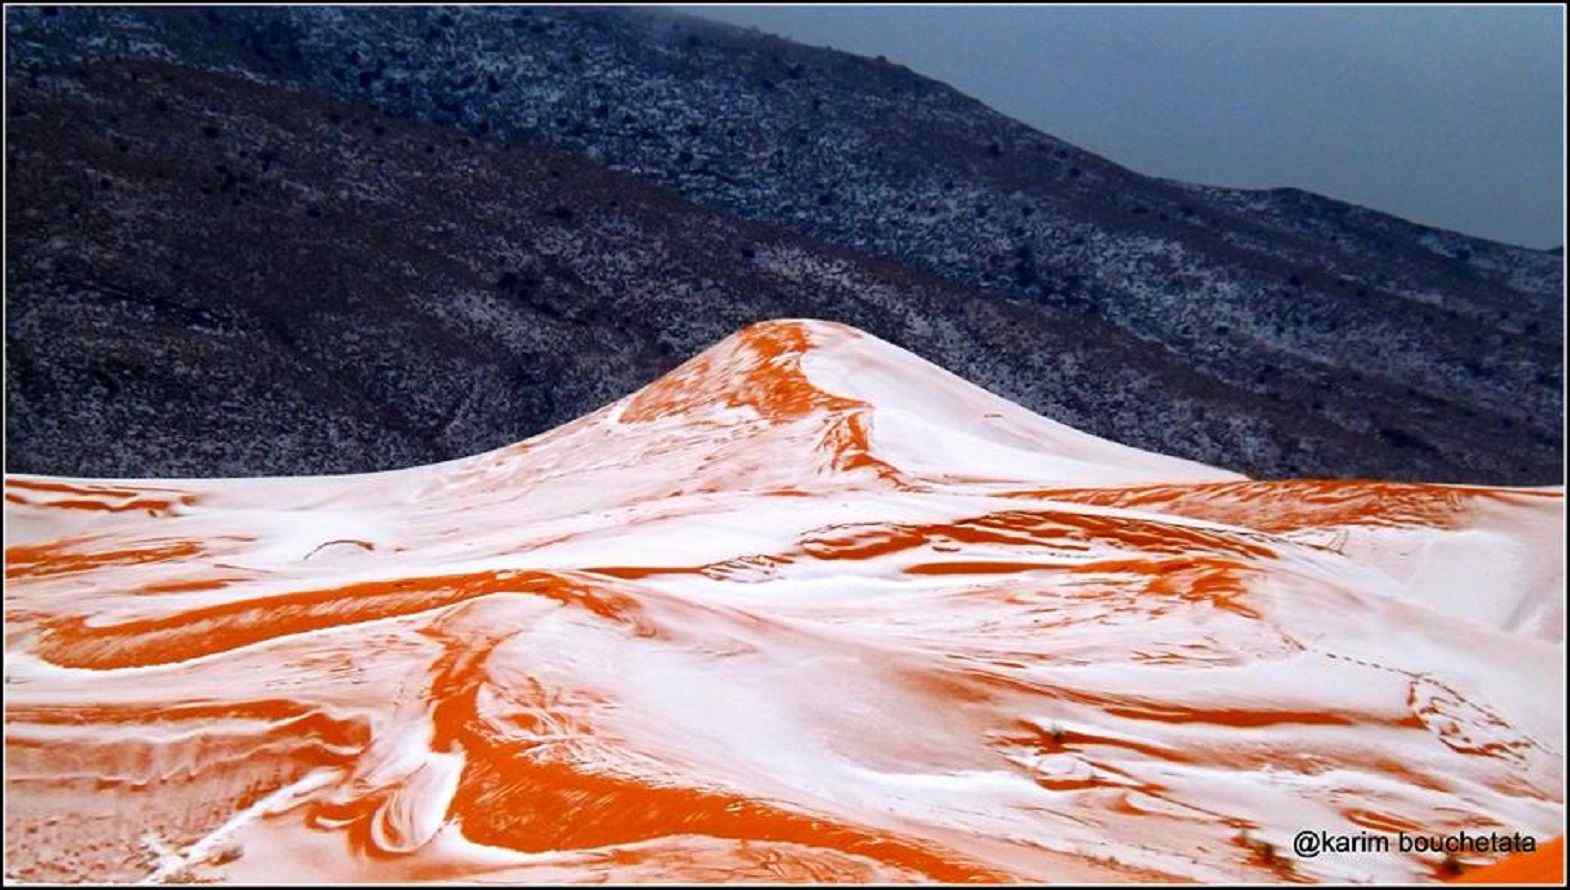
[1451,836,1564,884]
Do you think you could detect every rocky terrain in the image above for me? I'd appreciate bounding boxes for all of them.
[4,6,1562,482]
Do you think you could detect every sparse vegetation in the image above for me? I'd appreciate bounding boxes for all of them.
[3,6,1559,484]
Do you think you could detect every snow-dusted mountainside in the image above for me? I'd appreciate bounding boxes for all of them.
[4,6,1562,484]
[4,321,1562,883]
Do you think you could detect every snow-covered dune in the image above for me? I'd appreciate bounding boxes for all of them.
[3,320,1562,883]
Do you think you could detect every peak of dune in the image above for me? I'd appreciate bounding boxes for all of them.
[3,319,1564,883]
[473,318,1242,501]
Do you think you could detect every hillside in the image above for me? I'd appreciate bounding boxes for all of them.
[3,6,1562,482]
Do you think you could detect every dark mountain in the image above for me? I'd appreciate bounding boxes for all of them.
[4,6,1562,482]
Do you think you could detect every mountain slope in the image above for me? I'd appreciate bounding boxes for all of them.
[4,5,1563,483]
[4,320,1562,883]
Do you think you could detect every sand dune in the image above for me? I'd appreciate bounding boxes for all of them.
[4,320,1562,883]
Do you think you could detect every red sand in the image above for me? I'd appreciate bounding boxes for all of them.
[1451,835,1564,884]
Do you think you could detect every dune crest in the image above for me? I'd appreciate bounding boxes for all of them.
[4,319,1562,883]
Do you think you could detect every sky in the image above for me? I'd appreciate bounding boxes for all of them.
[684,6,1565,249]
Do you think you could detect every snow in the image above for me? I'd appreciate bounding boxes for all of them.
[3,319,1562,883]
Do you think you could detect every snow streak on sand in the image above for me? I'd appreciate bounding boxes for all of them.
[3,320,1563,883]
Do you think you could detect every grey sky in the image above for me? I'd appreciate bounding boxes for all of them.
[684,5,1565,249]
